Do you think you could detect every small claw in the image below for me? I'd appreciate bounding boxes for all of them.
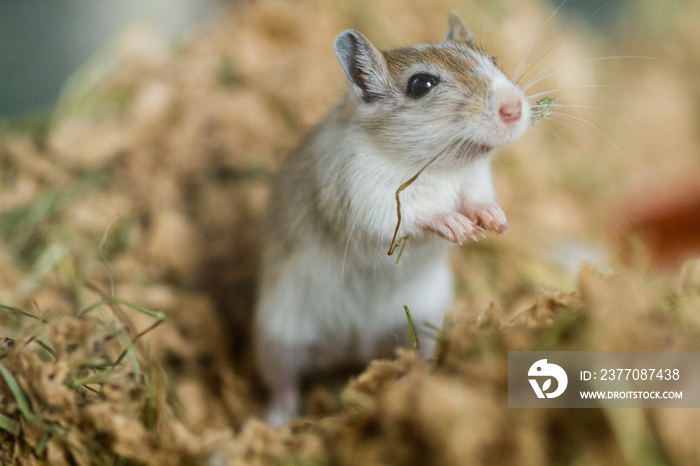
[461,202,509,235]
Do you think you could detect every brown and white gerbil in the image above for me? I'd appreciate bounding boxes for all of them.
[255,13,531,425]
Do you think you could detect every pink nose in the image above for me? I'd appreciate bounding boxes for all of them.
[499,101,522,123]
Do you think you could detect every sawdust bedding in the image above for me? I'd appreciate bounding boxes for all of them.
[1,0,700,464]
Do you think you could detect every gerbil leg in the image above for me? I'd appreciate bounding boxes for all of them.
[255,337,306,427]
[419,212,481,244]
[457,157,506,234]
[265,378,300,428]
[460,201,508,234]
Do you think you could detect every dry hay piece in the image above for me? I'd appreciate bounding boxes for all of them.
[0,295,211,465]
[210,263,700,465]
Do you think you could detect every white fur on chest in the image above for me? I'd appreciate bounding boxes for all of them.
[319,123,495,253]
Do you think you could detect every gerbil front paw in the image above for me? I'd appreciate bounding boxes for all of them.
[420,212,481,244]
[461,202,509,234]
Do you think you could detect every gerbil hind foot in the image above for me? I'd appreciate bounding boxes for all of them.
[264,382,301,427]
[461,202,509,235]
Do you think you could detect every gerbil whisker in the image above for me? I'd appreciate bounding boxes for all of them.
[538,103,603,111]
[557,99,669,158]
[526,123,560,152]
[516,30,632,87]
[515,0,614,85]
[341,213,361,282]
[539,125,561,145]
[527,84,622,101]
[483,20,498,53]
[512,0,569,82]
[522,55,656,92]
[548,111,620,152]
[525,125,546,139]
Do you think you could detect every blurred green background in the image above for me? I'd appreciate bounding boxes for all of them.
[0,0,620,119]
[0,0,226,118]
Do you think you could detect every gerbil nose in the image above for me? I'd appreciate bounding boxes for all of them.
[499,101,522,123]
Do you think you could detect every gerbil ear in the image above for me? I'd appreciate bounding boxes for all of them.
[334,30,391,103]
[445,12,474,44]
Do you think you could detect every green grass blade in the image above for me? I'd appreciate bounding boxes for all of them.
[114,299,165,321]
[77,299,107,317]
[403,305,420,351]
[0,413,20,437]
[0,361,40,426]
[0,303,47,323]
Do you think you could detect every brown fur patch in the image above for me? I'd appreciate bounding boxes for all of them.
[383,45,490,99]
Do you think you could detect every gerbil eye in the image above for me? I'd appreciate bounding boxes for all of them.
[407,74,439,98]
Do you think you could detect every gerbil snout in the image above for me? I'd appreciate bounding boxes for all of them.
[486,77,530,145]
[499,100,522,123]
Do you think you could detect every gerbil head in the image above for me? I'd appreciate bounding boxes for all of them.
[333,13,531,169]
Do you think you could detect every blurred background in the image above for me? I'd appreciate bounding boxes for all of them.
[0,0,226,118]
[0,0,621,118]
[2,0,700,463]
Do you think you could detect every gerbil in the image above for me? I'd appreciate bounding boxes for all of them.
[254,13,531,425]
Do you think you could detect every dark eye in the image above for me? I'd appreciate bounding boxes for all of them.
[407,73,439,98]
